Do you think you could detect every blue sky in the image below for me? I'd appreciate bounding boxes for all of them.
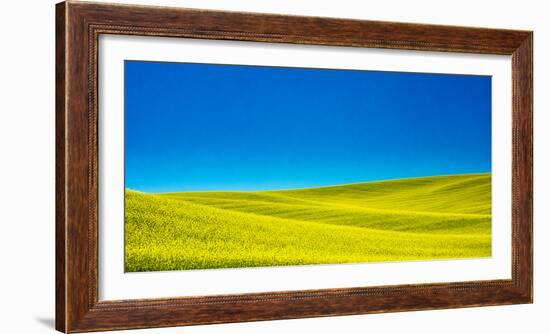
[125,61,491,193]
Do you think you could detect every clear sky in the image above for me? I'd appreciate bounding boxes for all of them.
[125,60,491,193]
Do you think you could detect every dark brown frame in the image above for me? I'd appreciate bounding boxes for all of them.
[56,1,533,332]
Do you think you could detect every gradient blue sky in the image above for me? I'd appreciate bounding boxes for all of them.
[125,61,491,193]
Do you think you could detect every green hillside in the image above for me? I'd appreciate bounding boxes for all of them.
[125,173,491,272]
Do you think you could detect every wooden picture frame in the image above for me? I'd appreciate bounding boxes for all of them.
[56,1,533,332]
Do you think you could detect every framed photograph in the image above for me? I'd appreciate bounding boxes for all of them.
[56,1,532,332]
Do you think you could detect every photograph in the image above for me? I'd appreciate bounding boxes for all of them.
[124,60,492,272]
[0,0,539,333]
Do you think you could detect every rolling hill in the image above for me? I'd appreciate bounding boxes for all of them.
[125,173,491,272]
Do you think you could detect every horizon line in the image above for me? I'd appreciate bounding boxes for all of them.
[127,172,491,195]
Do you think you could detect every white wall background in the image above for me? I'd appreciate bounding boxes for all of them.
[0,0,546,333]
